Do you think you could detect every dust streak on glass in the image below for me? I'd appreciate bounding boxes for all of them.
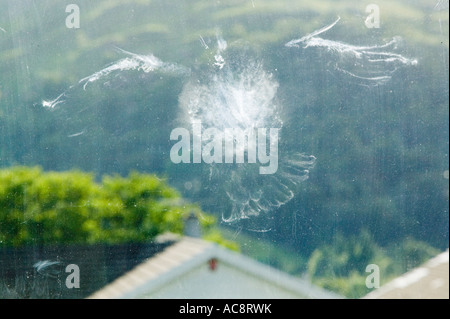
[434,0,449,11]
[42,48,189,108]
[79,48,189,90]
[285,17,418,86]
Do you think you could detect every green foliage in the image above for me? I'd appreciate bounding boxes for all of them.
[203,229,240,252]
[306,231,442,298]
[0,167,230,247]
[307,230,376,279]
[313,271,369,299]
[386,238,441,274]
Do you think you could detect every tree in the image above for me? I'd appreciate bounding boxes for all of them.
[0,166,233,248]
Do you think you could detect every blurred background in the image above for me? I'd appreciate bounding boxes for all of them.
[0,0,448,298]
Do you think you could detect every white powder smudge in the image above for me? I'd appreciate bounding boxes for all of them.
[434,0,449,11]
[214,34,228,69]
[33,260,61,278]
[40,40,315,224]
[42,92,66,109]
[79,48,189,90]
[179,40,315,222]
[68,131,85,138]
[42,48,189,108]
[285,16,342,48]
[286,17,418,85]
[199,35,209,50]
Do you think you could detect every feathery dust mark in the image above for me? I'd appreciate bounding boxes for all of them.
[79,47,189,90]
[41,47,189,108]
[214,33,227,69]
[199,35,209,50]
[68,131,85,138]
[434,0,449,11]
[33,260,61,278]
[286,17,418,86]
[42,92,66,109]
[179,36,315,223]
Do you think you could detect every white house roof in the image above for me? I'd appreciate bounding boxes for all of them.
[88,236,342,299]
[363,249,449,299]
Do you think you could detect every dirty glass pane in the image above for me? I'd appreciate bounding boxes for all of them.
[0,0,448,300]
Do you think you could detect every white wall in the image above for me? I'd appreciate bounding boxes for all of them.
[140,260,306,299]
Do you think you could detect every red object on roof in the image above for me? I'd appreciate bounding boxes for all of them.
[209,258,218,271]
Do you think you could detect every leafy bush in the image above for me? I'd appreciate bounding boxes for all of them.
[0,166,226,247]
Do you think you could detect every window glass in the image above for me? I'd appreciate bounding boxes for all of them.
[0,0,448,299]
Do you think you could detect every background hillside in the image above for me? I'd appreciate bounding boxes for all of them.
[0,0,448,297]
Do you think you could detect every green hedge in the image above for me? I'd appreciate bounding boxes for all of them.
[0,166,235,248]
